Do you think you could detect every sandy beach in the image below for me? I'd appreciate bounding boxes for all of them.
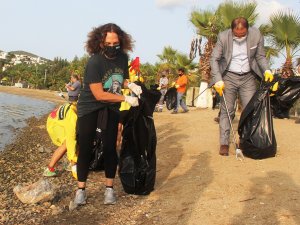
[1,85,300,225]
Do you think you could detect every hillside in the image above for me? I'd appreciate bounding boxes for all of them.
[0,49,50,62]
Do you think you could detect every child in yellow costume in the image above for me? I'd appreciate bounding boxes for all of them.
[43,103,78,179]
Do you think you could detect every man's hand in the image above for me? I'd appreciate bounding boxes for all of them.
[124,96,139,107]
[128,82,142,98]
[264,70,274,82]
[214,81,225,96]
[157,86,161,91]
[175,84,180,88]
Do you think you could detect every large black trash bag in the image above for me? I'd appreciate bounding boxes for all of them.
[270,77,300,118]
[164,87,177,110]
[119,83,161,195]
[89,108,107,171]
[238,83,277,159]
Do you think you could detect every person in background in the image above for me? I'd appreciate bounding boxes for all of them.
[156,71,169,112]
[65,74,81,102]
[171,68,189,114]
[71,23,141,209]
[210,17,273,156]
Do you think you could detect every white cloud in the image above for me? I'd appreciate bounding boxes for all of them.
[256,0,287,25]
[155,0,189,9]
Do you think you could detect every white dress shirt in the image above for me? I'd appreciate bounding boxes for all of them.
[228,37,250,74]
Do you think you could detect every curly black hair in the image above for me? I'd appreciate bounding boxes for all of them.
[85,23,134,55]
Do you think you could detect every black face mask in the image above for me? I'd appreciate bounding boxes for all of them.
[103,45,121,58]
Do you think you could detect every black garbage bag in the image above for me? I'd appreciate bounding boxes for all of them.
[119,83,161,195]
[164,87,177,110]
[270,77,300,118]
[89,108,108,171]
[238,82,277,159]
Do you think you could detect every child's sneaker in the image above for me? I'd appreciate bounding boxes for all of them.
[64,162,72,172]
[43,167,57,177]
[104,187,116,205]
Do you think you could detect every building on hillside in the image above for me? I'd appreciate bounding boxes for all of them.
[0,51,8,59]
[0,50,50,71]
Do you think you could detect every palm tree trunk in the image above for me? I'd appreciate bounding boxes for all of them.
[282,43,294,77]
[196,39,215,108]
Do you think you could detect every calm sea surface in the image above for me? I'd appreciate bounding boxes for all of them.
[0,92,55,151]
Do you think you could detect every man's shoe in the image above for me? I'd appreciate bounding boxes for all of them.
[214,117,220,123]
[63,162,72,172]
[219,145,229,156]
[171,111,177,114]
[104,188,116,205]
[182,109,189,113]
[295,118,300,124]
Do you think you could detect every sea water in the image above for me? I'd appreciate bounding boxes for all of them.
[0,92,55,151]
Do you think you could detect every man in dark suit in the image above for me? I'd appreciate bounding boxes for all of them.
[210,17,274,156]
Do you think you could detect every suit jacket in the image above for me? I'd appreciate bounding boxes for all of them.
[210,27,269,84]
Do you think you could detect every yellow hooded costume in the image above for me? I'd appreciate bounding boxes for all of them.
[46,103,78,163]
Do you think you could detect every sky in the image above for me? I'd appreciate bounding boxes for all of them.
[1,0,299,68]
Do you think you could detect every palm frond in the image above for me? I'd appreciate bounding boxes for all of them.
[216,0,258,29]
[269,10,300,49]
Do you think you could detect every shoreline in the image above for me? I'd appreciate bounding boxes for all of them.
[0,86,74,224]
[0,86,67,104]
[0,86,63,152]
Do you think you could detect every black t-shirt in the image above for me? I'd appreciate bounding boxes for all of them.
[77,53,129,117]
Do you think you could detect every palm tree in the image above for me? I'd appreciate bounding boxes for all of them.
[264,11,300,76]
[259,24,279,66]
[157,46,177,65]
[190,9,219,82]
[156,46,197,87]
[216,1,257,29]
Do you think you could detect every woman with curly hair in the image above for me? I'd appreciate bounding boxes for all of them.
[71,23,143,208]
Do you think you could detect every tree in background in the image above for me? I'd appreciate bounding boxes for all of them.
[263,10,300,77]
[140,62,158,88]
[69,55,89,79]
[156,46,197,87]
[258,24,279,67]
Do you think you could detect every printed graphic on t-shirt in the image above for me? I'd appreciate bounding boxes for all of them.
[103,74,123,95]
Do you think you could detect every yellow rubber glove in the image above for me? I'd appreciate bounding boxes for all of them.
[157,86,161,90]
[271,81,279,92]
[171,82,176,87]
[214,81,225,96]
[264,70,274,82]
[175,84,180,88]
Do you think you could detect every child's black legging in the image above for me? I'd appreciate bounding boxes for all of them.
[77,108,119,182]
